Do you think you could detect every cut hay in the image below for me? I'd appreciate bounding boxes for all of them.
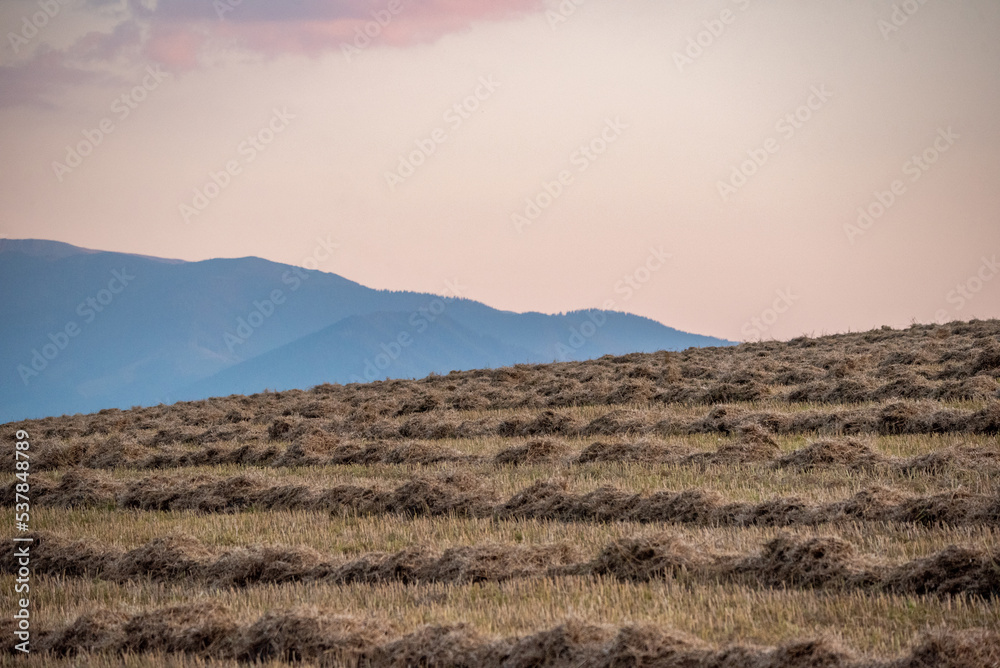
[23,606,1000,667]
[775,438,887,470]
[494,438,571,466]
[575,439,679,464]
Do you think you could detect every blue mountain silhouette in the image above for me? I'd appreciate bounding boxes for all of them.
[0,239,732,422]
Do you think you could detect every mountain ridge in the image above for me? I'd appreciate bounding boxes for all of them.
[0,239,734,421]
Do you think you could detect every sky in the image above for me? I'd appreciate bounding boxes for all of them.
[2,0,999,342]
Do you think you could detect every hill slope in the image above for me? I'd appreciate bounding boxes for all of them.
[3,319,998,666]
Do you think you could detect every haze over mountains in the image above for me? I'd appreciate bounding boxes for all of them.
[0,239,732,422]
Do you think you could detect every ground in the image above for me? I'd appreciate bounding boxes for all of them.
[2,320,999,666]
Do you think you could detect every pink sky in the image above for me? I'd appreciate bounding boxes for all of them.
[2,0,998,342]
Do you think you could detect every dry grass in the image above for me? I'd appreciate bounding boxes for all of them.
[3,319,999,665]
[8,527,999,600]
[18,506,999,564]
[3,573,999,665]
[10,465,998,531]
[17,610,1000,668]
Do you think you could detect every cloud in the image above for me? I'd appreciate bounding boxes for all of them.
[4,0,543,106]
[0,50,113,109]
[179,0,546,58]
[0,17,145,109]
[143,21,207,69]
[67,18,144,62]
[137,0,372,22]
[131,0,543,27]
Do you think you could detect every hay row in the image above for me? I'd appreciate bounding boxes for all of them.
[6,530,998,599]
[142,380,999,444]
[5,469,998,528]
[574,433,1000,473]
[7,601,999,667]
[29,432,477,472]
[367,400,1000,441]
[26,415,1000,474]
[1,532,577,589]
[496,480,1000,528]
[497,431,1000,474]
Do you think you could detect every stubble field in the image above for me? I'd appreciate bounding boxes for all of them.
[3,320,1000,667]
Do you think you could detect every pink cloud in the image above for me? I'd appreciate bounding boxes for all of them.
[144,23,208,70]
[200,0,545,59]
[3,0,546,105]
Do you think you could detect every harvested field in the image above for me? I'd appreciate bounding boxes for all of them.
[3,320,999,666]
[7,529,999,598]
[8,606,1000,667]
[9,468,1000,529]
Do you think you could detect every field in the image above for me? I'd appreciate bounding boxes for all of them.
[3,320,1000,667]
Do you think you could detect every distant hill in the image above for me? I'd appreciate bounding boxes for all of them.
[0,239,733,421]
